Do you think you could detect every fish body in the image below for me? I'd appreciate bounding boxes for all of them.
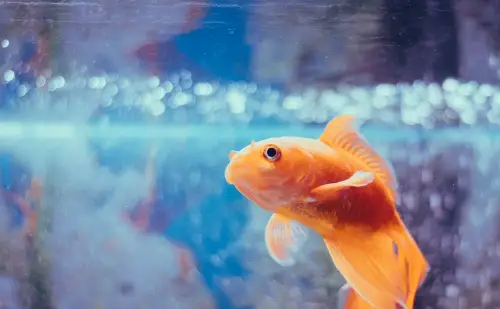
[224,115,429,309]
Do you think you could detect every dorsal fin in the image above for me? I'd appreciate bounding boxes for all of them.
[319,114,397,202]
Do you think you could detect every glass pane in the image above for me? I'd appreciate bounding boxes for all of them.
[0,1,498,309]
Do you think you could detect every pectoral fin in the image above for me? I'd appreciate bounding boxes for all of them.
[323,227,408,309]
[265,214,309,267]
[306,171,374,203]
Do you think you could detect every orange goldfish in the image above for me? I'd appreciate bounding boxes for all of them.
[224,115,429,309]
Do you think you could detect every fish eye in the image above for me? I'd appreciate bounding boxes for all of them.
[263,145,281,162]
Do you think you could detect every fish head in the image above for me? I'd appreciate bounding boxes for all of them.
[225,137,317,211]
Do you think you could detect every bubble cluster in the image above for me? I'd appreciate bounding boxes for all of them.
[1,69,500,128]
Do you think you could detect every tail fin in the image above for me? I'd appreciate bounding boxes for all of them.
[389,219,430,309]
[338,283,412,309]
[331,220,429,309]
[404,232,429,308]
[338,284,378,309]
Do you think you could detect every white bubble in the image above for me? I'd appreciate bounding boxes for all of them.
[148,101,166,116]
[17,85,28,97]
[193,83,213,96]
[226,89,246,114]
[148,76,160,88]
[36,76,47,88]
[151,87,166,100]
[3,70,14,82]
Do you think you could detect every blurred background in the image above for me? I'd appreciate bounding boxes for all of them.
[0,0,499,308]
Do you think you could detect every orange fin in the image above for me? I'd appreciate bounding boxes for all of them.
[323,227,408,309]
[307,170,374,203]
[386,224,430,309]
[265,214,309,266]
[337,260,428,309]
[319,115,397,202]
[338,284,376,309]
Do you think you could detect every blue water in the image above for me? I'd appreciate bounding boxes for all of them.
[95,148,252,309]
[0,139,251,309]
[0,117,492,309]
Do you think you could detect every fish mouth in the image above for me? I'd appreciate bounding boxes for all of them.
[225,166,280,212]
[225,154,250,185]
